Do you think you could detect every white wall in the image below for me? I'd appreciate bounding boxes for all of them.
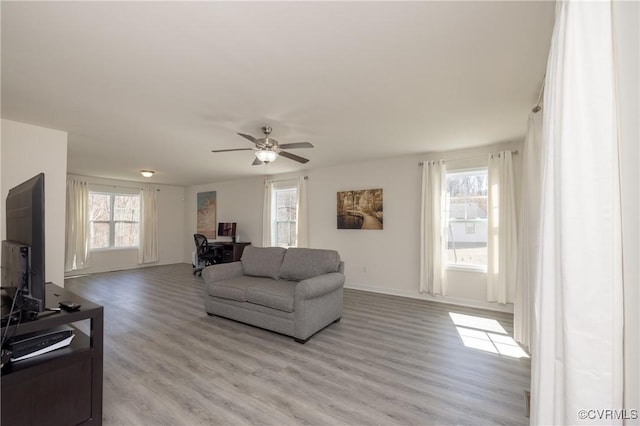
[66,174,186,275]
[613,0,640,417]
[1,119,68,286]
[184,176,264,258]
[184,141,522,312]
[309,142,522,312]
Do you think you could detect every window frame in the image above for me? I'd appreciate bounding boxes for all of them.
[271,183,298,248]
[445,167,488,273]
[89,191,141,251]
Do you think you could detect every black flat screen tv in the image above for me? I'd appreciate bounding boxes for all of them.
[2,173,46,314]
[218,222,237,242]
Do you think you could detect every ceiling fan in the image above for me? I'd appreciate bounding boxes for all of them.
[212,126,314,165]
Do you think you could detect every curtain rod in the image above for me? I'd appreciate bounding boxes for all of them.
[418,150,518,166]
[90,183,160,191]
[70,177,160,191]
[264,176,308,183]
[532,77,545,113]
[110,185,159,191]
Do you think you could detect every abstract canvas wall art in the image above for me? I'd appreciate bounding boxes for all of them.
[197,191,217,238]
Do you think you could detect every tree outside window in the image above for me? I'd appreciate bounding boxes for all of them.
[274,187,297,248]
[89,192,140,249]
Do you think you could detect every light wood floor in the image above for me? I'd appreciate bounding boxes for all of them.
[65,263,531,425]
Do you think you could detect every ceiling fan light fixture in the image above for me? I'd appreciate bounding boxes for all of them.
[255,150,278,163]
[140,170,155,178]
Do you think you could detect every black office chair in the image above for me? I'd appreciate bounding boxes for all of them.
[193,234,219,276]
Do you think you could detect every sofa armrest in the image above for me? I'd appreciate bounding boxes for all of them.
[202,261,244,284]
[295,272,345,301]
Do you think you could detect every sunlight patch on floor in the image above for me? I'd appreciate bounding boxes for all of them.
[449,312,507,333]
[449,312,529,359]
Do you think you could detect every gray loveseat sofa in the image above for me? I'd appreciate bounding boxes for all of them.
[202,246,345,343]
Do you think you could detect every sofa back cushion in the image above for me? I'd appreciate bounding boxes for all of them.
[279,248,341,281]
[241,246,286,280]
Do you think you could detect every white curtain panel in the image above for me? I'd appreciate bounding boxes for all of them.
[296,176,309,248]
[486,151,517,304]
[262,180,273,247]
[419,161,447,295]
[64,179,90,272]
[514,113,543,349]
[138,188,159,264]
[531,1,623,423]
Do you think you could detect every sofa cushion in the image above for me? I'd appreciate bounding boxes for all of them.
[207,276,276,302]
[279,248,341,281]
[241,246,286,280]
[246,280,297,313]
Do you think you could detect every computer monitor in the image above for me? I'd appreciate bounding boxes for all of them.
[217,222,237,242]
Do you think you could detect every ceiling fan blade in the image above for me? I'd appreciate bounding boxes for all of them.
[237,133,259,144]
[252,158,263,166]
[211,148,253,153]
[279,151,309,164]
[278,142,314,149]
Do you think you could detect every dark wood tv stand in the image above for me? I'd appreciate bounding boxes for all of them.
[1,283,103,425]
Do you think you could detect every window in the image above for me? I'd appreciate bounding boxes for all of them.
[446,169,488,269]
[273,187,297,248]
[89,192,140,249]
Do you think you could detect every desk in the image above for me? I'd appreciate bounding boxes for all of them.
[210,242,251,263]
[1,283,103,425]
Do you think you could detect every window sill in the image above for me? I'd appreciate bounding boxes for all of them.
[446,264,487,273]
[90,246,139,253]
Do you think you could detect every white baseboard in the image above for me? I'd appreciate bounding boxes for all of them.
[344,282,514,313]
[65,260,185,278]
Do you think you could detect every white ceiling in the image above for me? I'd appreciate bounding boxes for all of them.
[1,1,555,186]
